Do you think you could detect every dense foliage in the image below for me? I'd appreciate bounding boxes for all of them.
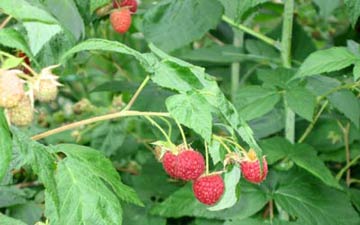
[0,0,360,225]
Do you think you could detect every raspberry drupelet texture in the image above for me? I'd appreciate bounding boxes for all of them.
[193,174,224,205]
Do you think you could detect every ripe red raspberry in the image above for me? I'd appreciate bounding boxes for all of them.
[175,150,205,181]
[110,8,132,34]
[7,95,34,126]
[162,151,178,179]
[113,0,138,13]
[240,150,268,184]
[161,149,205,181]
[193,174,224,205]
[0,69,25,108]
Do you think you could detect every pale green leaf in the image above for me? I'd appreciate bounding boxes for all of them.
[313,0,340,17]
[208,140,222,165]
[55,144,143,206]
[166,92,212,141]
[295,47,357,78]
[23,22,62,55]
[285,87,316,121]
[1,57,24,70]
[235,86,281,121]
[0,213,27,225]
[90,0,110,13]
[0,111,12,182]
[44,0,85,40]
[143,0,223,52]
[53,158,123,225]
[353,61,360,81]
[180,45,244,63]
[344,0,360,27]
[208,166,241,211]
[0,186,27,208]
[0,0,58,23]
[0,29,32,57]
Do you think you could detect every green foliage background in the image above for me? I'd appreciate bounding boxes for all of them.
[0,0,360,224]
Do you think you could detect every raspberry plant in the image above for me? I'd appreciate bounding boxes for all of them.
[0,0,360,225]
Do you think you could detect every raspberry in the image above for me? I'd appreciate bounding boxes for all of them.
[0,69,25,108]
[7,95,34,126]
[162,151,178,179]
[162,149,205,181]
[240,150,268,184]
[16,52,31,74]
[110,8,132,34]
[193,174,224,205]
[175,150,205,181]
[113,0,138,13]
[34,65,61,102]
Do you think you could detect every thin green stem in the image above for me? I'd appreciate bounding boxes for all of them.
[175,119,188,148]
[0,15,12,29]
[205,141,210,175]
[145,116,173,145]
[222,15,281,50]
[212,135,232,154]
[298,100,329,143]
[215,135,247,154]
[123,75,150,111]
[336,155,360,181]
[158,117,173,139]
[281,0,295,144]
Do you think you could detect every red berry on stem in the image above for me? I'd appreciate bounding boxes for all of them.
[113,0,138,13]
[193,174,224,205]
[240,150,268,184]
[110,8,132,34]
[162,151,178,179]
[175,150,205,181]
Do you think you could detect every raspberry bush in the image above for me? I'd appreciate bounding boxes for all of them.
[0,0,360,225]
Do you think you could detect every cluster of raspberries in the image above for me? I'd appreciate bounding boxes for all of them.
[161,147,268,205]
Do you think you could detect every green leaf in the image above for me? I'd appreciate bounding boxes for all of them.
[1,57,24,70]
[0,28,32,57]
[23,22,62,55]
[257,68,296,89]
[329,90,360,127]
[284,87,316,121]
[61,39,156,71]
[208,166,241,211]
[353,61,360,81]
[273,168,360,225]
[11,129,60,217]
[44,0,85,40]
[90,0,110,13]
[9,202,43,225]
[0,213,27,225]
[220,0,269,21]
[234,86,281,121]
[143,0,224,52]
[208,140,222,165]
[0,186,27,208]
[52,158,123,225]
[313,0,340,17]
[166,92,212,141]
[179,45,244,63]
[0,0,58,23]
[91,121,126,156]
[0,111,12,182]
[225,218,296,225]
[151,182,267,219]
[344,0,360,27]
[291,144,341,189]
[260,137,292,165]
[295,47,357,78]
[55,144,143,206]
